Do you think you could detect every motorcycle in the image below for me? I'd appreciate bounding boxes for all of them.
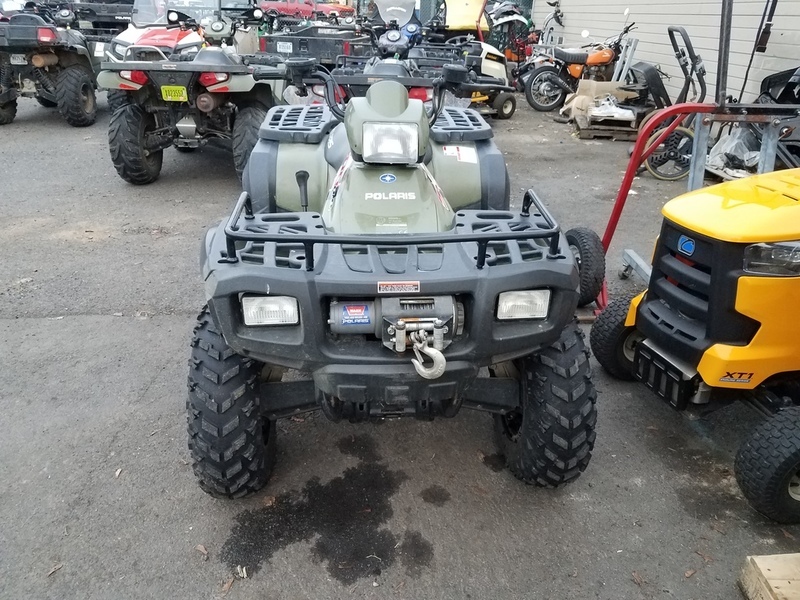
[188,56,600,497]
[522,17,636,112]
[97,0,279,184]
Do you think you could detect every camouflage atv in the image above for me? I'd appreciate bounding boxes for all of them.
[0,0,131,126]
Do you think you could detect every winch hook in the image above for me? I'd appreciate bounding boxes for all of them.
[411,342,447,380]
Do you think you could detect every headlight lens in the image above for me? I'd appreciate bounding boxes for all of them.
[496,290,550,320]
[210,20,225,32]
[362,122,418,164]
[242,295,299,326]
[743,241,800,276]
[180,45,200,55]
[112,42,126,57]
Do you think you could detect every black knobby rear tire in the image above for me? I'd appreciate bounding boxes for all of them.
[187,308,277,499]
[36,95,57,108]
[0,99,17,125]
[493,92,516,119]
[735,406,800,524]
[589,293,641,381]
[565,227,605,307]
[56,65,96,127]
[108,104,163,185]
[524,65,567,112]
[493,324,597,486]
[232,105,268,179]
[106,90,130,114]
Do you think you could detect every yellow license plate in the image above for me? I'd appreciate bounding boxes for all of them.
[161,85,188,102]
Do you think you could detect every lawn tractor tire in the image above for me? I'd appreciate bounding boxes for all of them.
[232,105,267,180]
[493,323,597,487]
[0,99,17,125]
[524,65,567,112]
[109,104,163,185]
[493,92,516,119]
[735,406,800,524]
[187,307,278,499]
[36,95,57,108]
[56,65,97,127]
[565,227,605,307]
[589,293,642,381]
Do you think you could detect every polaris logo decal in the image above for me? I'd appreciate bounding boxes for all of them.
[365,192,416,200]
[341,304,370,325]
[720,371,754,384]
[378,281,420,294]
[379,173,396,183]
[677,235,696,256]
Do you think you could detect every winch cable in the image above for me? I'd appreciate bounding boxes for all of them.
[738,0,778,102]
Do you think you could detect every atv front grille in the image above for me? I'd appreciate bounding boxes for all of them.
[636,221,759,365]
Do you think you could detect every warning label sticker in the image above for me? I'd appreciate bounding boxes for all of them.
[341,304,370,325]
[442,145,478,164]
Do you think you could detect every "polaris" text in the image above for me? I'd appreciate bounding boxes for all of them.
[365,192,417,200]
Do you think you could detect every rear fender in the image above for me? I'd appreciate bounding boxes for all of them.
[96,70,142,91]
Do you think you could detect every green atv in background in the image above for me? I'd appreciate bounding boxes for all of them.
[0,0,131,126]
[188,58,600,498]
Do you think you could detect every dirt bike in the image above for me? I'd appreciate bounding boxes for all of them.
[187,56,601,498]
[97,0,281,184]
[523,19,636,111]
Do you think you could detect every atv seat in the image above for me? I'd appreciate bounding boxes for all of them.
[553,48,589,64]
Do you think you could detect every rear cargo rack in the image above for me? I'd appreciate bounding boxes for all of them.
[222,189,564,271]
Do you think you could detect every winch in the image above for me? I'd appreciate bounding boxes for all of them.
[327,296,464,379]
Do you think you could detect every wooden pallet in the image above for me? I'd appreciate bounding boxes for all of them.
[739,554,800,600]
[575,115,640,142]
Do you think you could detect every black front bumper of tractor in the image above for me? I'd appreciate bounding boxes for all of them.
[202,190,579,412]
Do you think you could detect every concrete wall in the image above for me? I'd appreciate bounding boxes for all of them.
[530,0,800,102]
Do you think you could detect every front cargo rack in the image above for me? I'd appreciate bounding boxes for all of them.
[221,189,565,271]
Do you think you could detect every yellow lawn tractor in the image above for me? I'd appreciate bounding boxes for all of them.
[591,169,800,523]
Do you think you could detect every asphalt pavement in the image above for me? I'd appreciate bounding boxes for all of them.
[1,96,797,600]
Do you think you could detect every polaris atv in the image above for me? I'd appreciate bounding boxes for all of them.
[188,58,598,499]
[0,0,132,126]
[97,0,281,184]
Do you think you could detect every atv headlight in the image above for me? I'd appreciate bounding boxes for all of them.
[496,290,550,320]
[111,42,127,58]
[241,295,299,326]
[362,122,418,164]
[743,241,800,276]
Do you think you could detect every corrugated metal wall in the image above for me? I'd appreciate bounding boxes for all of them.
[530,0,800,102]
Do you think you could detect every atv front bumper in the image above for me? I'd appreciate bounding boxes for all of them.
[202,191,580,415]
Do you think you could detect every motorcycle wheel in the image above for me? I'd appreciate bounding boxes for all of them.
[644,126,694,181]
[524,65,567,112]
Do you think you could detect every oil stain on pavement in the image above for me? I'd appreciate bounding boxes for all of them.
[221,433,440,584]
[420,484,451,506]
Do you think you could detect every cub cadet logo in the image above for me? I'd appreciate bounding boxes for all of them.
[677,234,696,256]
[365,192,416,200]
[720,372,754,384]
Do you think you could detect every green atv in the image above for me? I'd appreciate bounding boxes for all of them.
[0,0,131,126]
[188,59,600,498]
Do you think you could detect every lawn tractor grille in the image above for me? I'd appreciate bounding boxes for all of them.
[636,221,759,366]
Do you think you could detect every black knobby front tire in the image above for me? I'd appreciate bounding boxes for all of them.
[494,324,597,486]
[735,406,800,524]
[493,92,516,119]
[108,104,163,185]
[187,308,277,499]
[524,65,567,112]
[56,65,97,127]
[232,105,268,179]
[589,294,641,381]
[0,99,17,125]
[565,227,605,307]
[36,95,57,108]
[106,90,130,114]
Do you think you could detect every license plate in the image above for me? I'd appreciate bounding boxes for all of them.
[276,41,292,53]
[10,54,26,65]
[161,85,187,102]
